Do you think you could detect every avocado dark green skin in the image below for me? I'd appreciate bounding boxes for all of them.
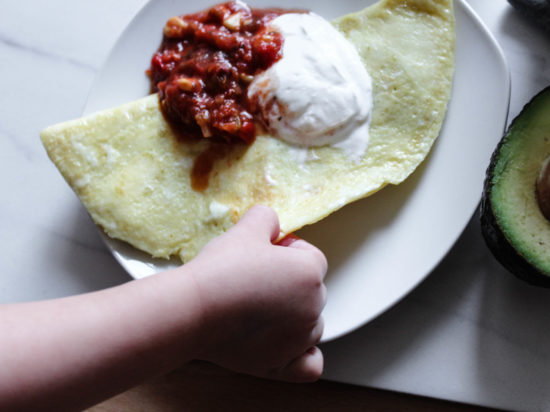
[481,192,550,288]
[480,86,550,287]
[508,0,550,31]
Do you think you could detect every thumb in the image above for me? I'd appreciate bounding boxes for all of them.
[234,205,280,242]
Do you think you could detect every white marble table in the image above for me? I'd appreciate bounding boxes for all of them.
[1,1,549,410]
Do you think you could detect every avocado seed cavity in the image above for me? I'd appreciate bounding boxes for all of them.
[536,155,550,221]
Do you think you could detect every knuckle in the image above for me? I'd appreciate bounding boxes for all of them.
[301,351,323,382]
[300,246,327,277]
[296,369,321,383]
[314,248,328,274]
[311,318,324,344]
[302,252,327,285]
[320,283,328,307]
[302,299,324,324]
[303,308,321,324]
[308,365,323,381]
[299,259,322,286]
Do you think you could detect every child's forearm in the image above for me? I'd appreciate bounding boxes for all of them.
[0,205,327,410]
[0,267,202,412]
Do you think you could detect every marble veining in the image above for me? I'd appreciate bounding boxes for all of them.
[0,31,96,72]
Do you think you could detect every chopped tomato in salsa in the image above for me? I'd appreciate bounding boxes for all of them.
[148,1,291,144]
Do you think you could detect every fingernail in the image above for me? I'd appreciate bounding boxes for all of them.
[276,233,300,246]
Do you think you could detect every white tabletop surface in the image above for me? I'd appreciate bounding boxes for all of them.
[1,0,549,410]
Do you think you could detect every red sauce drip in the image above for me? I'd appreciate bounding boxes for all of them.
[190,143,232,192]
[148,1,290,144]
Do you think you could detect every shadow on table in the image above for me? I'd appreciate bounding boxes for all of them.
[321,207,550,411]
[320,208,486,379]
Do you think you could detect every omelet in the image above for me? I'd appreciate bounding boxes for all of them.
[40,0,455,262]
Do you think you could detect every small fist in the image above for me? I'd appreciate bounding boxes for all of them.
[188,205,327,382]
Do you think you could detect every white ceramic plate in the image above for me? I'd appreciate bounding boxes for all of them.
[84,0,510,341]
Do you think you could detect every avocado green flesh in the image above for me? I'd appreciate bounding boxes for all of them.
[489,87,550,278]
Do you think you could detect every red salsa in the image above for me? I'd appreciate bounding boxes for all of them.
[148,1,289,144]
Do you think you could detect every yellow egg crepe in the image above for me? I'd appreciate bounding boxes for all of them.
[40,0,455,262]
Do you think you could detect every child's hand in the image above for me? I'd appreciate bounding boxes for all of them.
[186,205,328,382]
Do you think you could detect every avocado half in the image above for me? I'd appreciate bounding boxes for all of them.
[481,86,550,287]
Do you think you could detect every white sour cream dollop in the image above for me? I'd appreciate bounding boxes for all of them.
[248,12,373,160]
